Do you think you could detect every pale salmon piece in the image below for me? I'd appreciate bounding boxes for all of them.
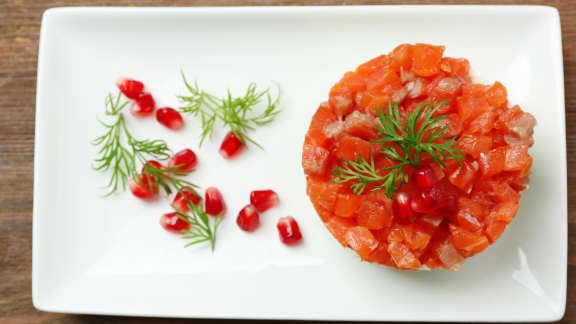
[356,199,393,230]
[449,224,489,254]
[436,238,464,272]
[302,144,330,176]
[345,226,378,260]
[325,217,356,246]
[335,134,371,161]
[334,193,362,218]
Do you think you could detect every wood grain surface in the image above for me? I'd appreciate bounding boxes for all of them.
[0,0,573,323]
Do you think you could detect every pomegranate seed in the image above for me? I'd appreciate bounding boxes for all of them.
[129,175,157,200]
[250,190,279,212]
[205,187,225,216]
[116,78,144,99]
[411,187,445,214]
[219,131,244,159]
[437,193,458,214]
[236,204,260,232]
[414,166,437,189]
[277,216,302,245]
[160,212,190,233]
[130,93,155,118]
[172,186,202,212]
[156,107,184,130]
[169,149,198,172]
[393,192,416,224]
[140,160,163,191]
[142,160,164,174]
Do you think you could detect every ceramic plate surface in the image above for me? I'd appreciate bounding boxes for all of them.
[33,6,566,321]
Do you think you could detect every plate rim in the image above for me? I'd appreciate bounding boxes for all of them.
[32,5,567,321]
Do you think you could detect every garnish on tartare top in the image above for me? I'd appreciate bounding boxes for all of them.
[332,99,464,198]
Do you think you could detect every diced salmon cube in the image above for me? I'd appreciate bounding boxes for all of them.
[302,144,330,176]
[447,159,479,193]
[329,86,355,117]
[307,179,340,212]
[487,81,508,107]
[325,217,356,246]
[457,133,492,158]
[436,238,464,272]
[366,242,395,267]
[456,197,485,232]
[490,201,520,223]
[478,147,507,177]
[345,226,379,260]
[357,55,390,75]
[433,113,462,137]
[344,111,379,139]
[402,224,432,251]
[504,145,532,172]
[335,135,372,161]
[390,43,413,71]
[449,224,490,254]
[356,198,393,230]
[388,241,422,270]
[412,43,445,77]
[341,71,366,93]
[468,111,496,134]
[440,57,470,80]
[484,212,508,243]
[307,105,337,147]
[334,193,362,218]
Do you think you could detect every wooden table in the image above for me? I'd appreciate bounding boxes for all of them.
[1,0,573,323]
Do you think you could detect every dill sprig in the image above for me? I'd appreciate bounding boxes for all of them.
[142,164,198,196]
[332,99,464,198]
[92,92,171,196]
[332,155,409,198]
[174,202,222,251]
[179,72,280,148]
[142,164,221,250]
[141,164,221,250]
[375,99,464,168]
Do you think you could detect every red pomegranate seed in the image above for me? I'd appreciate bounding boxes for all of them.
[393,192,416,224]
[156,107,184,130]
[130,93,155,118]
[172,186,202,212]
[205,187,225,216]
[250,190,279,212]
[116,78,144,99]
[129,175,157,200]
[236,204,260,232]
[277,216,302,245]
[142,160,164,173]
[219,131,244,159]
[160,212,190,233]
[414,166,437,189]
[437,192,458,214]
[169,149,198,172]
[411,187,445,214]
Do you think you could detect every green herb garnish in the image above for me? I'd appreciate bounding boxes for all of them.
[179,72,280,148]
[175,202,222,251]
[332,100,464,198]
[141,164,219,251]
[92,92,171,196]
[141,164,199,197]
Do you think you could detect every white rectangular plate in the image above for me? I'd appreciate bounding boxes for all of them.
[33,6,566,321]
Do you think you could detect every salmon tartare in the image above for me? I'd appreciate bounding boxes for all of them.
[302,43,535,271]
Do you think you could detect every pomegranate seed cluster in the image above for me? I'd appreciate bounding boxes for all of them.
[117,77,301,247]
